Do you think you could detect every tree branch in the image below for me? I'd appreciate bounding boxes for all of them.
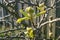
[39,18,60,28]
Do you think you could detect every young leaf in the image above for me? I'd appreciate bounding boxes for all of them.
[19,9,28,17]
[16,17,29,24]
[35,10,46,18]
[37,2,46,11]
[25,7,34,14]
[26,27,34,38]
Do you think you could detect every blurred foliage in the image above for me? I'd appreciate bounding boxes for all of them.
[24,27,34,38]
[0,33,5,37]
[16,4,46,24]
[16,3,46,39]
[0,0,58,40]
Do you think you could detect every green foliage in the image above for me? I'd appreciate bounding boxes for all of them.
[35,10,46,17]
[16,4,46,39]
[25,27,34,38]
[20,9,29,17]
[16,6,46,24]
[0,33,5,37]
[25,7,34,14]
[16,17,29,23]
[37,2,46,11]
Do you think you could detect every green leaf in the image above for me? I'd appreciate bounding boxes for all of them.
[35,10,46,18]
[25,7,34,14]
[19,9,28,17]
[16,17,29,23]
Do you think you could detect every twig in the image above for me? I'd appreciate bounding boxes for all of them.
[0,14,11,20]
[0,28,25,34]
[39,18,60,28]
